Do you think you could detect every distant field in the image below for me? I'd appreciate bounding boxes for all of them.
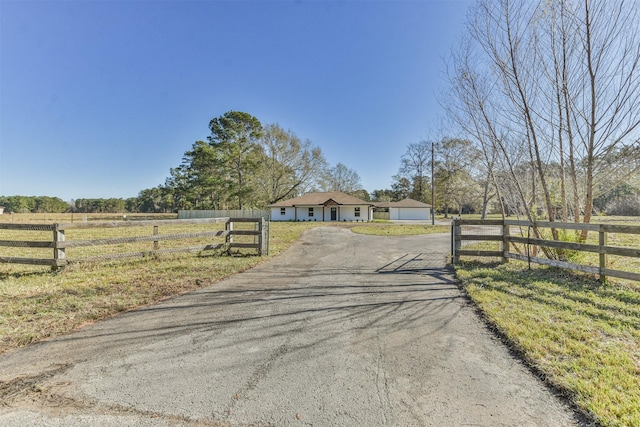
[0,212,177,224]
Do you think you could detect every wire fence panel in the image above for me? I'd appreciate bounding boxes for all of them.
[0,218,268,270]
[452,219,640,283]
[459,223,503,250]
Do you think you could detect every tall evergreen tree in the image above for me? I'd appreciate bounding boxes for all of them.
[208,111,263,209]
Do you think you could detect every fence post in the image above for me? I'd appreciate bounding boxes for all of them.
[264,218,270,256]
[53,223,65,269]
[450,219,454,264]
[502,222,510,264]
[258,218,264,256]
[153,225,159,252]
[452,219,461,264]
[225,220,233,246]
[599,225,608,283]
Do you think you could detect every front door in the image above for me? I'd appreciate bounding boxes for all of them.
[330,207,337,221]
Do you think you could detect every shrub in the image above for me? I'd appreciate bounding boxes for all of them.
[606,195,640,216]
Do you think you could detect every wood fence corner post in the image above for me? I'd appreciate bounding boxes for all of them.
[53,223,65,269]
[452,219,461,265]
[225,220,233,245]
[153,225,159,252]
[264,218,270,256]
[599,225,608,284]
[258,218,264,256]
[502,222,510,264]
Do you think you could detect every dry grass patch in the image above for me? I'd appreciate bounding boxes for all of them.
[0,221,322,354]
[351,223,450,236]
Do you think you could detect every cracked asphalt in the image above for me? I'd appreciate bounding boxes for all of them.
[0,227,583,426]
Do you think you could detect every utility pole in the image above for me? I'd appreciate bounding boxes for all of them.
[431,142,435,225]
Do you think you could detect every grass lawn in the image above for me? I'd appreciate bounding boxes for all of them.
[351,223,450,235]
[456,218,640,426]
[455,260,640,427]
[453,216,640,426]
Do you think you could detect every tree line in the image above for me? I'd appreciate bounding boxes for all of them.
[0,196,139,214]
[390,137,640,219]
[3,123,638,218]
[0,111,368,214]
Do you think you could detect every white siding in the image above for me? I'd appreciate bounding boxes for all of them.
[336,205,371,221]
[302,206,320,220]
[270,205,372,221]
[390,207,430,220]
[271,207,296,221]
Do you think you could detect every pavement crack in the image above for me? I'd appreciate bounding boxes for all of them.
[375,335,392,425]
[224,343,289,417]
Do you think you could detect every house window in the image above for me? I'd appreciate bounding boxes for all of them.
[280,208,286,215]
[355,207,361,217]
[308,207,314,217]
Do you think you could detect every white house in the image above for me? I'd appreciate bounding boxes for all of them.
[375,198,432,221]
[269,192,374,222]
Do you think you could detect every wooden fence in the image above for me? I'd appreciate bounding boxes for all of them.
[0,217,267,269]
[452,219,640,283]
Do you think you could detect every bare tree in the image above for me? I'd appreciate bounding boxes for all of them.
[399,141,432,202]
[447,0,640,241]
[435,138,482,217]
[444,39,518,219]
[318,163,362,194]
[256,124,327,205]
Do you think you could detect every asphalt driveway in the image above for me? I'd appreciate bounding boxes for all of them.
[0,227,582,426]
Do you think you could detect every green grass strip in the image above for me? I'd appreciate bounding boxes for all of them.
[456,260,640,427]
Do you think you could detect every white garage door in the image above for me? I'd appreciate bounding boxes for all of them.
[397,208,429,220]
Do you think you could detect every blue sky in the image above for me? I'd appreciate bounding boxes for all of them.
[1,0,473,201]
